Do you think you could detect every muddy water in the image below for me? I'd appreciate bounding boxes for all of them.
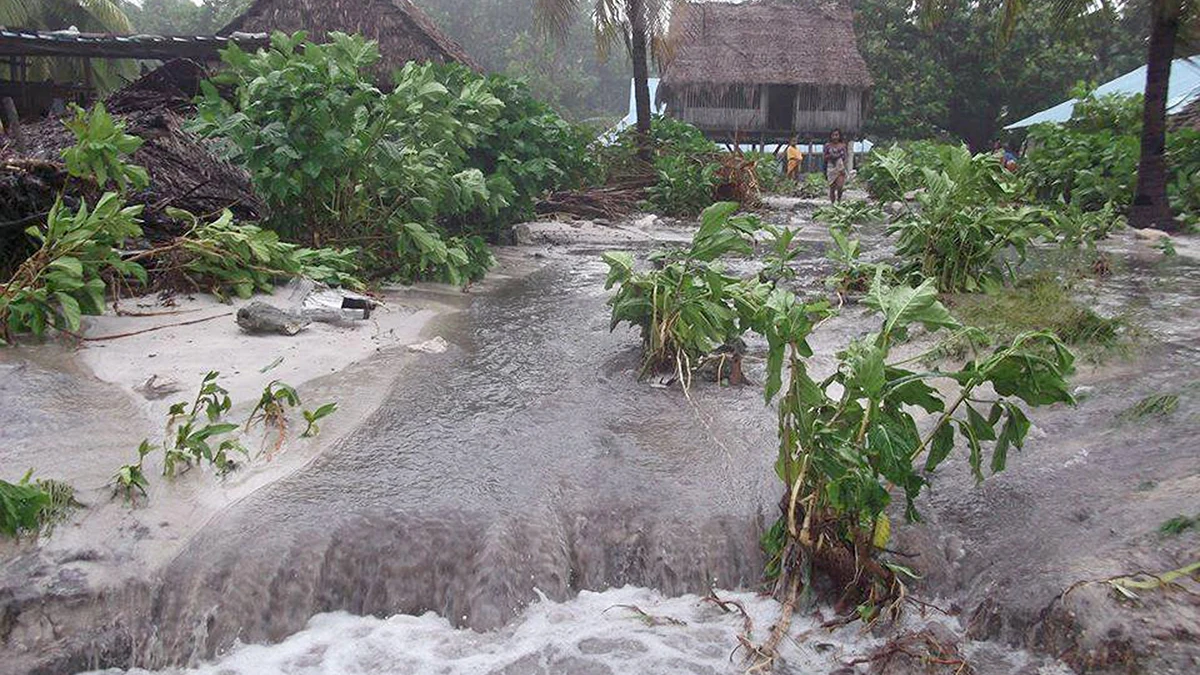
[8,204,1199,674]
[129,251,792,669]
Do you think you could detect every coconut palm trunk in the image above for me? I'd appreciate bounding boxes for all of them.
[628,0,653,162]
[1130,0,1181,232]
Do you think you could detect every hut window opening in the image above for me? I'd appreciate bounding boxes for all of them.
[684,86,759,110]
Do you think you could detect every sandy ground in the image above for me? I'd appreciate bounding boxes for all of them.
[0,247,543,577]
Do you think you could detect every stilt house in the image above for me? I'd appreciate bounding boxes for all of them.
[659,0,872,144]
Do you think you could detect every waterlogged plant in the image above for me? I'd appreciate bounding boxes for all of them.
[759,224,803,283]
[60,102,149,192]
[112,440,154,503]
[889,147,1053,292]
[301,403,338,438]
[754,273,1074,625]
[813,200,884,228]
[825,225,894,294]
[161,371,245,477]
[0,194,146,343]
[247,380,301,455]
[603,202,768,381]
[154,208,363,298]
[0,471,78,538]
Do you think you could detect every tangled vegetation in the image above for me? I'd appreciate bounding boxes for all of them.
[194,31,593,284]
[1024,93,1200,219]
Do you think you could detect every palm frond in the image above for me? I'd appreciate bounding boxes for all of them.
[0,0,37,28]
[535,0,582,42]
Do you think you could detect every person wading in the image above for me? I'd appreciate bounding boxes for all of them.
[823,128,848,203]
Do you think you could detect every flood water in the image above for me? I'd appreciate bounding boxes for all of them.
[8,202,1199,675]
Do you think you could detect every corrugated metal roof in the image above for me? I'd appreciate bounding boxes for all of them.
[1005,56,1200,129]
[0,28,267,59]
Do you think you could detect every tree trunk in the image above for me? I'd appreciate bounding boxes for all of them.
[629,0,654,163]
[1130,0,1180,232]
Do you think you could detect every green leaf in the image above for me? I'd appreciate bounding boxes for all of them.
[924,423,955,472]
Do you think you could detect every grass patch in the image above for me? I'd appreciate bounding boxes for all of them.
[1119,393,1180,422]
[1160,515,1198,536]
[945,274,1125,358]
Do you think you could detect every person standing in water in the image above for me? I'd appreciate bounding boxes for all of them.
[823,128,848,203]
[785,136,803,183]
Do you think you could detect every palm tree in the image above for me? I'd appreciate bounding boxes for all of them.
[0,0,137,93]
[535,0,671,161]
[922,0,1195,232]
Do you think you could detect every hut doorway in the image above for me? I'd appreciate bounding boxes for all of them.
[767,85,796,131]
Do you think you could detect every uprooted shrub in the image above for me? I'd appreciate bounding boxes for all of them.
[194,31,593,284]
[888,146,1054,292]
[602,202,769,380]
[749,274,1074,660]
[0,193,146,343]
[1,471,78,538]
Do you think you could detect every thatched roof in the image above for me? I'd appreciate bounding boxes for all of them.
[220,0,481,75]
[0,65,265,238]
[661,1,872,89]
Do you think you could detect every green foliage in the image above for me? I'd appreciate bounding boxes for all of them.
[857,0,1146,148]
[797,172,828,199]
[747,151,788,195]
[1025,94,1200,218]
[61,103,149,191]
[301,403,338,438]
[194,31,588,285]
[825,225,895,294]
[755,272,1074,594]
[1160,515,1198,536]
[1119,393,1180,422]
[813,200,884,228]
[948,274,1123,352]
[0,471,50,538]
[888,146,1052,292]
[603,116,721,216]
[759,223,804,283]
[0,194,145,342]
[0,470,78,538]
[161,371,244,477]
[166,209,363,298]
[857,141,965,201]
[602,202,768,379]
[112,440,154,503]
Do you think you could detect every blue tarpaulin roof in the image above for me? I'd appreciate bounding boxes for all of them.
[1005,56,1200,129]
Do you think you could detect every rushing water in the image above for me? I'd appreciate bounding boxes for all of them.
[8,203,1199,674]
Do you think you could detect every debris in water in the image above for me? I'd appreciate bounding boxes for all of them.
[408,337,449,354]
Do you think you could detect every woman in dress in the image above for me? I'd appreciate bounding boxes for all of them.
[823,128,848,203]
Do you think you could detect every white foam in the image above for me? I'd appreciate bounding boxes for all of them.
[92,586,885,675]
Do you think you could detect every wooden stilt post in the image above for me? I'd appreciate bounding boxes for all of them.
[2,97,26,151]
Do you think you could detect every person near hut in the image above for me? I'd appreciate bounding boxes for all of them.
[823,129,848,203]
[992,140,1019,172]
[785,137,803,182]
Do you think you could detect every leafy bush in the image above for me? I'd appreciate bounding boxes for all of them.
[797,172,828,199]
[857,140,963,201]
[1024,93,1200,218]
[194,31,589,284]
[888,147,1052,292]
[755,274,1074,610]
[825,225,895,294]
[0,194,146,342]
[601,115,722,216]
[60,102,148,192]
[746,151,788,195]
[602,202,768,379]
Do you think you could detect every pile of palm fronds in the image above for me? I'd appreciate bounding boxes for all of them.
[535,175,656,220]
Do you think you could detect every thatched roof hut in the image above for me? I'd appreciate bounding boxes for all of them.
[220,0,481,76]
[660,0,872,141]
[1,61,264,250]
